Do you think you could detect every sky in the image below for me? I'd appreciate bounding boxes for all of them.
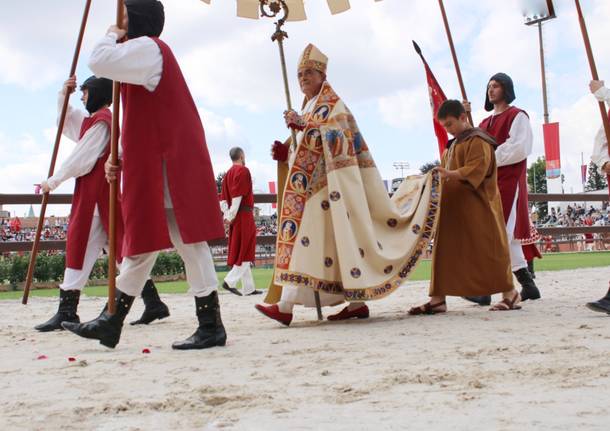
[1,0,610,217]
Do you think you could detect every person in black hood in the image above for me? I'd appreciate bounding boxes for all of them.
[124,0,165,39]
[80,75,113,115]
[461,72,541,307]
[484,72,515,112]
[34,74,170,332]
[66,0,228,351]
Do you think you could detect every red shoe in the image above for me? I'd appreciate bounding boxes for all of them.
[327,304,370,321]
[255,304,293,326]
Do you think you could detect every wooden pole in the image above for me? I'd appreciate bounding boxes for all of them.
[22,0,93,305]
[437,0,473,126]
[107,0,125,315]
[263,1,323,320]
[574,0,610,195]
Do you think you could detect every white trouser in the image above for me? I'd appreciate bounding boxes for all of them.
[280,284,344,308]
[224,262,255,295]
[61,216,108,291]
[117,209,217,298]
[506,185,527,272]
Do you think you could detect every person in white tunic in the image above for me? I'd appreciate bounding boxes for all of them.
[35,75,169,332]
[585,79,610,315]
[62,0,226,350]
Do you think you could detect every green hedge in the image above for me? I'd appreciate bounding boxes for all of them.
[0,251,191,287]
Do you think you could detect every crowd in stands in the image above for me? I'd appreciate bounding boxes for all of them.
[256,213,278,235]
[536,205,608,252]
[537,205,608,228]
[1,214,277,243]
[1,218,68,242]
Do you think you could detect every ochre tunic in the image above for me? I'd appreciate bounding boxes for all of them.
[430,129,513,297]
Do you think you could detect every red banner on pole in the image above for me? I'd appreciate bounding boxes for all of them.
[268,181,277,209]
[581,164,587,184]
[543,122,561,178]
[413,41,449,157]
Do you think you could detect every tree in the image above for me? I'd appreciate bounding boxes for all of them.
[585,162,608,191]
[527,156,548,220]
[216,172,226,194]
[419,160,440,174]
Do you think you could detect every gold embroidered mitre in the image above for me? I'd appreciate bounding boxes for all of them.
[298,43,328,74]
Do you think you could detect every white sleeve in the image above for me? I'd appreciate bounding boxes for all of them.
[46,123,110,190]
[592,126,610,175]
[88,33,163,92]
[220,200,229,215]
[58,91,86,142]
[226,196,243,222]
[594,86,610,102]
[495,112,533,167]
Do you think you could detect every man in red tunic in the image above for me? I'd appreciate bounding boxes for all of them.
[63,0,226,350]
[35,75,169,332]
[219,147,261,297]
[465,73,541,305]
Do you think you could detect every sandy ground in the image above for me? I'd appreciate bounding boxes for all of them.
[1,267,610,431]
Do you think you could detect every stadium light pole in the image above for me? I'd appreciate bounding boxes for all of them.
[392,161,410,178]
[523,0,557,125]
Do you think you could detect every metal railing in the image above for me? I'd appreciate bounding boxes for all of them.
[1,192,608,253]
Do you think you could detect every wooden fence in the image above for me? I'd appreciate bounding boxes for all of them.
[1,192,608,253]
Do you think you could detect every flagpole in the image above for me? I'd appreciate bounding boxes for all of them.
[437,0,473,126]
[107,0,125,315]
[22,0,93,305]
[574,0,610,197]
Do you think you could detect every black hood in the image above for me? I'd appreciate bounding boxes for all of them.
[485,72,515,112]
[125,0,165,39]
[80,76,113,114]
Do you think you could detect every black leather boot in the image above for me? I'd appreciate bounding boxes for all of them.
[515,267,541,301]
[586,285,610,314]
[35,289,80,332]
[172,291,227,350]
[62,290,135,348]
[130,280,170,325]
[463,295,492,306]
[527,260,536,279]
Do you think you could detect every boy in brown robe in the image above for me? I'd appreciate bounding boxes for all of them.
[409,100,521,314]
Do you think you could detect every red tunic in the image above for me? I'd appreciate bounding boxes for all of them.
[120,38,224,257]
[66,108,124,269]
[221,165,256,266]
[480,106,541,261]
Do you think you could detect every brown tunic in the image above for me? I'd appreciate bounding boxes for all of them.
[430,128,513,297]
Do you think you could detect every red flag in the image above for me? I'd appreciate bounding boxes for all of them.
[543,122,561,179]
[581,164,587,184]
[413,41,449,156]
[268,181,277,209]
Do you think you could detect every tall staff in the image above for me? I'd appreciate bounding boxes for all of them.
[437,0,473,126]
[261,1,323,320]
[574,0,610,195]
[22,0,93,305]
[107,0,125,315]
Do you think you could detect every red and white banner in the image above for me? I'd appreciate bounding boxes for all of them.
[543,122,561,179]
[581,164,587,185]
[413,41,448,157]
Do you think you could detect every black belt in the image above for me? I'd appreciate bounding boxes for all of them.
[239,206,253,212]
